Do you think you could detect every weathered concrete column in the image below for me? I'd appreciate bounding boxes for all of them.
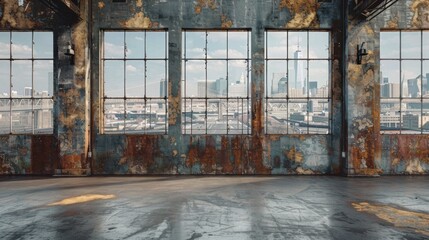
[55,3,90,175]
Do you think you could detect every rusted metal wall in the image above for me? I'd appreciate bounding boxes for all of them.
[1,0,426,176]
[91,0,341,175]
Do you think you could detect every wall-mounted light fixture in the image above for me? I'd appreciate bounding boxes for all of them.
[18,0,24,6]
[64,41,75,65]
[356,42,368,64]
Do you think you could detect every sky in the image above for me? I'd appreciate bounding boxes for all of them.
[0,31,53,97]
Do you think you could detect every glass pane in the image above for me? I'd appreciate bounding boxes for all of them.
[182,98,206,134]
[423,60,429,96]
[267,31,287,59]
[34,98,53,133]
[266,60,287,97]
[146,32,166,58]
[380,32,399,59]
[423,31,429,59]
[0,32,10,58]
[206,60,226,97]
[12,32,32,59]
[124,99,167,134]
[228,60,248,97]
[0,99,10,134]
[104,60,124,97]
[402,60,421,98]
[288,31,308,59]
[401,99,421,134]
[423,99,429,133]
[33,60,53,97]
[288,99,308,134]
[185,31,205,59]
[308,99,330,134]
[380,98,400,134]
[309,32,329,59]
[228,31,249,59]
[12,60,32,97]
[125,60,144,97]
[0,61,10,97]
[231,98,250,134]
[11,98,33,134]
[266,98,289,134]
[125,31,144,59]
[206,99,223,134]
[401,31,421,59]
[184,60,205,97]
[104,31,124,59]
[34,32,53,59]
[146,60,166,97]
[207,31,226,59]
[380,60,400,98]
[309,60,329,98]
[104,98,125,133]
[288,60,307,97]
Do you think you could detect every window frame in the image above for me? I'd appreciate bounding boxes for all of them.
[380,29,429,134]
[181,29,252,135]
[264,29,332,135]
[0,30,54,135]
[100,29,169,135]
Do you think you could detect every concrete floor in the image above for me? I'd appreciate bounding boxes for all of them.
[0,176,428,240]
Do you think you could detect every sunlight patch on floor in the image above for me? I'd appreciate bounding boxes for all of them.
[48,194,115,206]
[352,202,429,236]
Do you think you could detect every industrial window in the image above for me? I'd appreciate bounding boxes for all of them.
[265,30,331,134]
[182,30,251,134]
[0,31,53,134]
[380,30,429,134]
[102,30,168,134]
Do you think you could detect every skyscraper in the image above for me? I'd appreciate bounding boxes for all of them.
[293,46,304,92]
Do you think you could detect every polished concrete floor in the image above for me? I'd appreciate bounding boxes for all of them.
[0,176,428,240]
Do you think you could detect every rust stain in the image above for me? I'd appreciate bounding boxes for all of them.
[195,0,218,14]
[122,12,152,28]
[232,136,243,174]
[252,136,270,174]
[61,154,83,169]
[221,15,233,28]
[0,0,38,28]
[279,0,320,28]
[121,136,159,174]
[353,202,429,236]
[98,1,105,9]
[296,167,315,175]
[389,136,429,174]
[201,136,216,174]
[220,136,233,174]
[410,0,429,28]
[31,136,56,174]
[186,145,199,169]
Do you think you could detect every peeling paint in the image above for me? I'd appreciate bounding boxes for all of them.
[194,0,218,14]
[410,0,429,28]
[279,0,320,28]
[0,0,37,28]
[221,15,232,28]
[122,12,153,28]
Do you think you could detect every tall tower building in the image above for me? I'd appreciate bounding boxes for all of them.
[293,46,304,92]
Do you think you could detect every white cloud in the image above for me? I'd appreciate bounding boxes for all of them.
[126,64,137,72]
[104,42,125,57]
[11,43,32,57]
